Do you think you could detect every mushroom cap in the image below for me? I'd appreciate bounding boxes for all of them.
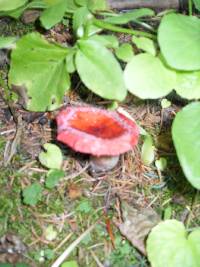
[56,106,139,156]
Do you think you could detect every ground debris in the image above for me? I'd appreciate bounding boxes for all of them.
[115,201,160,255]
[0,234,27,264]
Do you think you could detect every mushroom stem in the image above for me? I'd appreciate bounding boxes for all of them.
[90,155,120,173]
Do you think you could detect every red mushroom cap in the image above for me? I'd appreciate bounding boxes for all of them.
[56,106,139,156]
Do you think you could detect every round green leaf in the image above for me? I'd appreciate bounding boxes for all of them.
[124,53,175,99]
[9,32,70,112]
[46,169,65,189]
[23,183,43,206]
[115,43,134,62]
[132,36,156,56]
[175,71,200,100]
[172,102,200,189]
[39,143,63,170]
[147,220,200,267]
[76,40,126,101]
[0,0,27,11]
[158,14,200,71]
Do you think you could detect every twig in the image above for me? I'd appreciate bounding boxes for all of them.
[54,233,73,252]
[51,222,98,267]
[90,250,104,267]
[0,129,16,135]
[3,115,24,166]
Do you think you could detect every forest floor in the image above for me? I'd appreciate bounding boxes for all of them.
[0,17,200,267]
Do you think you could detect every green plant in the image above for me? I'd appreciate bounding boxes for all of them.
[108,235,138,267]
[22,182,43,206]
[1,1,155,111]
[1,2,200,265]
[147,220,200,267]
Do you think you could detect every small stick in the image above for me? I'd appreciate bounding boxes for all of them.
[54,233,73,252]
[51,222,98,267]
[0,129,16,135]
[90,250,104,267]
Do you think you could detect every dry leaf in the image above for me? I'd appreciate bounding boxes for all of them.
[116,202,160,255]
[68,184,82,199]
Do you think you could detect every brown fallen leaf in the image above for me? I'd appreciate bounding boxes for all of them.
[68,183,82,199]
[115,202,160,255]
[21,10,41,24]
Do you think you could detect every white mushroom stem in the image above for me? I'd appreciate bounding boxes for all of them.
[90,155,120,173]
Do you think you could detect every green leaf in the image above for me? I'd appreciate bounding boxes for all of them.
[141,135,155,166]
[155,157,167,171]
[172,102,200,189]
[89,34,119,48]
[76,199,93,214]
[161,98,171,109]
[115,43,134,62]
[40,0,68,29]
[73,6,92,33]
[61,261,79,267]
[158,13,200,71]
[75,0,87,5]
[124,53,175,99]
[104,8,155,24]
[23,183,43,206]
[147,220,200,267]
[66,50,76,73]
[0,0,27,11]
[39,143,63,169]
[9,32,70,112]
[0,3,27,18]
[76,40,126,101]
[46,169,65,189]
[87,0,107,11]
[75,0,107,11]
[0,37,17,49]
[65,0,80,13]
[174,71,200,100]
[193,0,200,11]
[44,225,57,241]
[43,249,54,260]
[132,36,156,56]
[163,206,172,220]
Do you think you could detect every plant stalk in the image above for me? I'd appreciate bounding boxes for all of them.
[188,0,193,15]
[93,19,156,39]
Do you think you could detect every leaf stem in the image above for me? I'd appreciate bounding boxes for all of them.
[93,19,156,39]
[188,0,193,16]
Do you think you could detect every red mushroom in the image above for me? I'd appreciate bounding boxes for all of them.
[56,106,139,172]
